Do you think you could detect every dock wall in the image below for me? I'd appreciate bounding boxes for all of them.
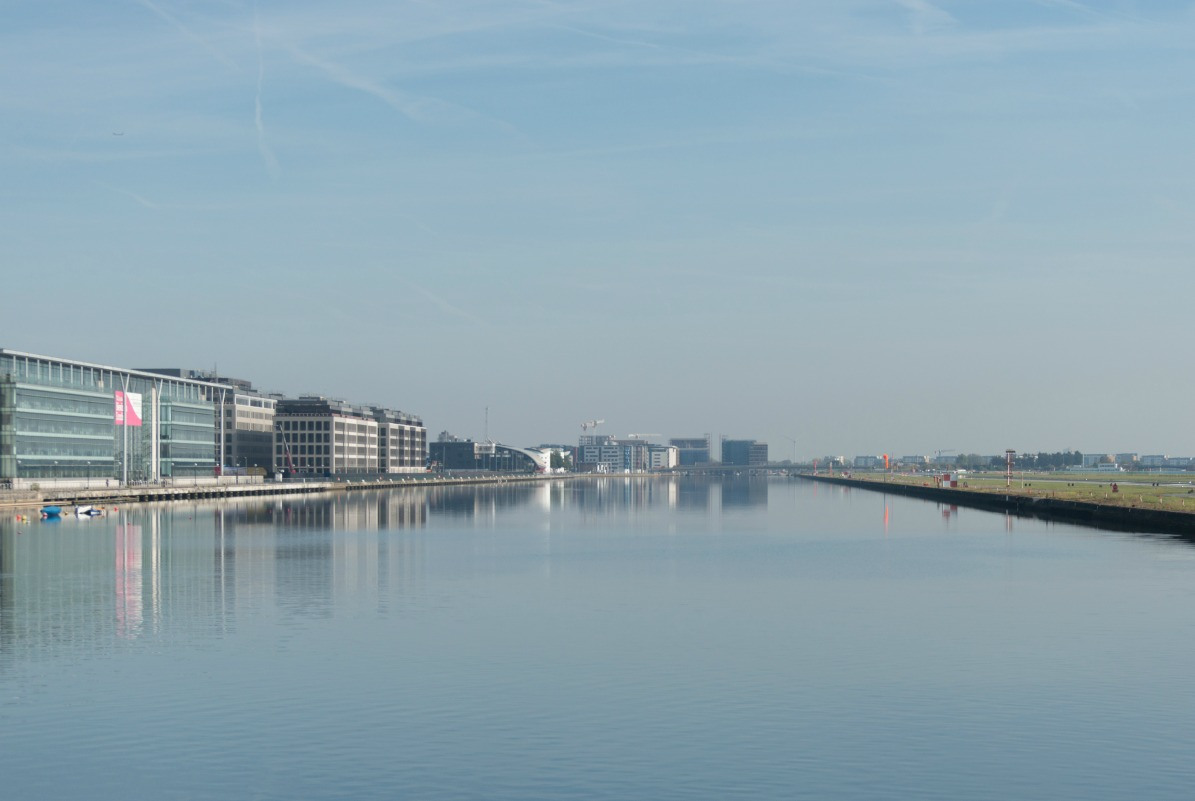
[0,473,589,511]
[801,474,1195,537]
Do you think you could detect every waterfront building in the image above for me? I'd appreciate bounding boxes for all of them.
[576,436,662,472]
[429,439,548,472]
[577,442,628,472]
[648,445,679,470]
[374,407,427,474]
[0,349,217,487]
[723,439,768,467]
[670,436,711,466]
[273,396,425,477]
[144,369,277,472]
[536,444,577,472]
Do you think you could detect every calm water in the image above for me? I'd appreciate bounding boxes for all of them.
[4,476,1195,800]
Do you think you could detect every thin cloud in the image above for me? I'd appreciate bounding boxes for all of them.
[893,0,957,35]
[1030,0,1147,25]
[95,181,159,209]
[253,5,279,177]
[545,22,869,81]
[134,0,239,70]
[284,44,522,140]
[414,285,485,325]
[287,45,437,122]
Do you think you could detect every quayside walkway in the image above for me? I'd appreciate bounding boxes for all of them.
[0,472,586,511]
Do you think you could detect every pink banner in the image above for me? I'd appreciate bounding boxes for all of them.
[115,391,143,427]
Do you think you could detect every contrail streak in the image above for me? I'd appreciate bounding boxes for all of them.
[254,4,279,176]
[134,0,238,69]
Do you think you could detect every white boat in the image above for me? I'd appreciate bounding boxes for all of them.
[74,505,104,517]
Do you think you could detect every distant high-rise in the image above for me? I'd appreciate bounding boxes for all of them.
[722,439,768,467]
[670,436,711,466]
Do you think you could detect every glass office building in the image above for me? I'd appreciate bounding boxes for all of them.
[0,349,218,486]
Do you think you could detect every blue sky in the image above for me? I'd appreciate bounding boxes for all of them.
[3,1,1193,459]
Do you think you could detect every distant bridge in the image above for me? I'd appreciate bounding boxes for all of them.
[661,464,803,475]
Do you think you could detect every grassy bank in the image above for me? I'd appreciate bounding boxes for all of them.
[835,470,1195,515]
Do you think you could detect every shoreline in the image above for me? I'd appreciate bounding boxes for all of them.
[0,472,607,512]
[800,473,1195,538]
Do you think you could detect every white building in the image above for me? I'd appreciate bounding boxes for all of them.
[648,445,679,470]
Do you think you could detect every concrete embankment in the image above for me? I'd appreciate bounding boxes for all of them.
[0,472,584,512]
[801,473,1195,537]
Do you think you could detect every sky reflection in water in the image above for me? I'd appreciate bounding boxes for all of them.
[3,477,1195,800]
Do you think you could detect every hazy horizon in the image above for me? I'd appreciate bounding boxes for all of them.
[5,1,1193,459]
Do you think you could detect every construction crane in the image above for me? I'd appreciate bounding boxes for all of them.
[581,419,605,431]
[276,422,296,475]
[626,433,660,440]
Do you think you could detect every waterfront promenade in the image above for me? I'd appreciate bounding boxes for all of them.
[0,472,586,512]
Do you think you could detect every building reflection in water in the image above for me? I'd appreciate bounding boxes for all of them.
[720,476,769,510]
[0,477,776,661]
[0,488,432,661]
[114,521,143,639]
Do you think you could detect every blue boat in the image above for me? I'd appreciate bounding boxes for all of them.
[41,505,62,517]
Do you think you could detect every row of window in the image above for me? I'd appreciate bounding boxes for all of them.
[15,389,112,417]
[278,420,332,431]
[234,396,275,409]
[230,409,273,421]
[276,418,426,434]
[12,412,114,437]
[3,357,219,404]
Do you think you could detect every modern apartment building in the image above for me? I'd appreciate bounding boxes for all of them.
[576,437,676,472]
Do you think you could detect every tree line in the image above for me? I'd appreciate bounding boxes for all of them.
[951,451,1084,470]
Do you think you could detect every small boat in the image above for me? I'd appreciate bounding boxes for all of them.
[41,505,62,517]
[74,505,104,517]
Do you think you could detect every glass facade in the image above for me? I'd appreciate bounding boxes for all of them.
[0,350,217,484]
